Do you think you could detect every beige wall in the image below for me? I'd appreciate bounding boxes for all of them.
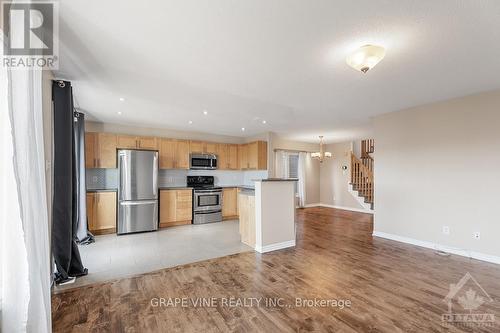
[268,132,321,205]
[320,142,363,209]
[374,90,500,258]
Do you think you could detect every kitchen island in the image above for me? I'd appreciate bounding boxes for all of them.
[239,179,297,253]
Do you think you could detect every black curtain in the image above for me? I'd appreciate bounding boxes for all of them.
[74,111,94,245]
[52,80,87,284]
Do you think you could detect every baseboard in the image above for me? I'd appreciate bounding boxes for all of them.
[373,231,500,265]
[318,203,374,214]
[303,203,321,208]
[255,240,296,253]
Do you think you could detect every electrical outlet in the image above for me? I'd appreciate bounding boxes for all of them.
[473,232,480,240]
[442,226,450,235]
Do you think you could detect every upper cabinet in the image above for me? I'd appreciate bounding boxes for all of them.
[86,132,267,171]
[218,143,239,170]
[189,141,205,154]
[117,135,158,150]
[240,141,267,170]
[85,132,117,168]
[159,139,190,169]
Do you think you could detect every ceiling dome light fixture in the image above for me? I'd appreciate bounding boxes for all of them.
[311,136,332,163]
[346,44,385,73]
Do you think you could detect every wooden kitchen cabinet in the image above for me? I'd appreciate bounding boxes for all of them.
[238,192,255,247]
[228,144,239,169]
[117,135,138,149]
[85,132,118,168]
[240,141,267,170]
[85,132,96,168]
[86,191,116,234]
[189,141,205,154]
[222,187,238,219]
[159,189,192,227]
[117,135,158,150]
[160,139,190,169]
[137,136,158,150]
[218,144,239,170]
[205,142,218,155]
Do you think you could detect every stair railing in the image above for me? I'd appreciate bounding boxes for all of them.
[350,152,374,205]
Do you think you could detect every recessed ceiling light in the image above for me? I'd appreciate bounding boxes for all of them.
[119,97,125,102]
[188,120,193,124]
[117,111,122,115]
[262,120,267,124]
[241,127,245,131]
[203,110,208,115]
[346,44,385,73]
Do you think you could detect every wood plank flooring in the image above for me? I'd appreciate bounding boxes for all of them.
[52,207,500,332]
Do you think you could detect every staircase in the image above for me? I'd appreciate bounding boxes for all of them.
[350,139,374,210]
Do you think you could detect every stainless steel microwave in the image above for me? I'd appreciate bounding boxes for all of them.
[190,153,217,170]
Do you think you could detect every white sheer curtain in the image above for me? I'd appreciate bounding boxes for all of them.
[274,150,289,179]
[0,37,51,333]
[297,152,307,207]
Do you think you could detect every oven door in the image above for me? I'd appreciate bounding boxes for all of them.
[193,190,222,212]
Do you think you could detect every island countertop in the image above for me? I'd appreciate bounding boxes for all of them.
[252,178,298,182]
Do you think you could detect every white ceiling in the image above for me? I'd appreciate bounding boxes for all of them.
[55,0,500,143]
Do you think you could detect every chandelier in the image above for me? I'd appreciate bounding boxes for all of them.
[311,136,332,162]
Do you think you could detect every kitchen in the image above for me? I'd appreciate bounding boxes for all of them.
[62,127,290,288]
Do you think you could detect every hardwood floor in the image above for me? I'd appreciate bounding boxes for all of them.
[52,207,500,332]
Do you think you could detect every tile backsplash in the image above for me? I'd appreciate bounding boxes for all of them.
[86,168,269,189]
[86,168,118,189]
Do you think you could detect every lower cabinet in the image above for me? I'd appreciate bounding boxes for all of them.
[222,187,238,219]
[86,191,117,235]
[159,189,193,227]
[238,193,255,247]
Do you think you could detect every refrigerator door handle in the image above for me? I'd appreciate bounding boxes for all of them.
[120,200,157,206]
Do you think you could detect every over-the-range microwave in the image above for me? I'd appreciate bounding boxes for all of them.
[190,153,217,170]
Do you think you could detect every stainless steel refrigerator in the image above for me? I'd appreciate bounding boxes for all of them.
[117,149,158,234]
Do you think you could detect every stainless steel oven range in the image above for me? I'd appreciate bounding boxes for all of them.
[187,176,222,224]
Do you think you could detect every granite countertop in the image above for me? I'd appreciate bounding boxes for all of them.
[86,188,117,192]
[159,186,193,190]
[238,188,255,196]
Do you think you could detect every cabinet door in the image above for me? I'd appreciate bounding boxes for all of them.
[85,132,96,168]
[138,136,158,150]
[190,141,205,153]
[86,193,96,230]
[176,190,192,221]
[160,190,177,224]
[94,191,116,231]
[256,141,268,170]
[205,142,218,155]
[222,188,238,218]
[176,140,190,169]
[217,144,228,170]
[117,135,138,149]
[239,144,248,169]
[96,133,117,168]
[247,142,259,169]
[159,139,175,169]
[228,144,239,169]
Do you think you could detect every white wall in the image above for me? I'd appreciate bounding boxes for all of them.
[320,142,364,209]
[374,90,500,259]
